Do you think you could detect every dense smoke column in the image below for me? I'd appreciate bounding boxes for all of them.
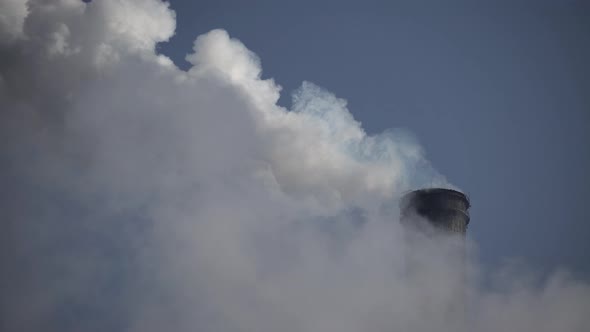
[400,188,471,331]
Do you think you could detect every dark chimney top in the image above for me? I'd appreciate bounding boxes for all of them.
[400,188,470,234]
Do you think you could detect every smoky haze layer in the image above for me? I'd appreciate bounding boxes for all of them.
[1,1,589,331]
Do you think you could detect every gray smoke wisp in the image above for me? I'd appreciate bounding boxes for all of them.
[1,1,589,331]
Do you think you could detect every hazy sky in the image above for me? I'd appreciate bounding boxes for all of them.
[160,0,590,276]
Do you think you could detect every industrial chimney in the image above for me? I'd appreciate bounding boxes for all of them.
[400,188,470,234]
[400,188,471,330]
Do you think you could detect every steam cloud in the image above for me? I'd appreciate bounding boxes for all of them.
[1,1,589,331]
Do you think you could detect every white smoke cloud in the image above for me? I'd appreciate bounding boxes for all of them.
[1,1,589,331]
[0,0,27,43]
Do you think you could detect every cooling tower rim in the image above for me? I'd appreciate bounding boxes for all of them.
[404,187,469,201]
[400,188,471,209]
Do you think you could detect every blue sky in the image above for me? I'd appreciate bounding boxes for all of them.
[160,0,590,276]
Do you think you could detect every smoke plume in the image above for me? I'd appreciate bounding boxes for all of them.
[1,1,588,331]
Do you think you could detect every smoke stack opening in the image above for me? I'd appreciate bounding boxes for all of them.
[400,188,470,234]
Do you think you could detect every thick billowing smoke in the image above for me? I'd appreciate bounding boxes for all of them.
[1,1,588,331]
